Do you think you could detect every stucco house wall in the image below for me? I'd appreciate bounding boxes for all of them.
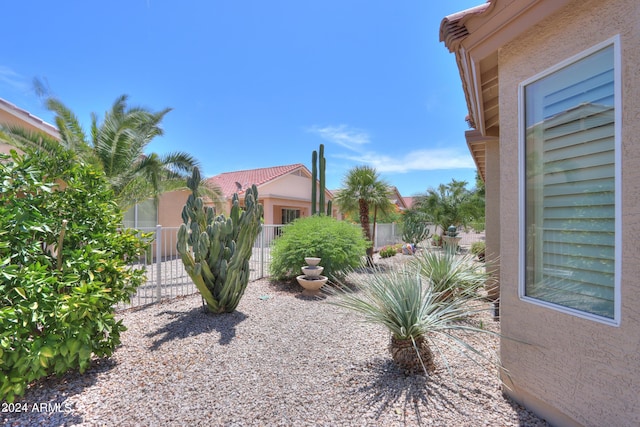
[0,98,60,155]
[212,164,334,225]
[157,190,190,228]
[497,0,640,425]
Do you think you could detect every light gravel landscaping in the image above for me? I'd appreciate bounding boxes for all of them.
[3,257,549,427]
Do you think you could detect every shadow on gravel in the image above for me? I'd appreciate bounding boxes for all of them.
[0,357,116,427]
[354,359,467,424]
[352,358,548,426]
[145,306,247,350]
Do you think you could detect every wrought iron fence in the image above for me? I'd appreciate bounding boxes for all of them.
[118,224,283,310]
[119,223,484,310]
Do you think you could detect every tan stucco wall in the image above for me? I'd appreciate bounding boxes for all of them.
[484,138,500,301]
[0,106,59,155]
[498,0,640,425]
[255,173,332,224]
[158,189,190,228]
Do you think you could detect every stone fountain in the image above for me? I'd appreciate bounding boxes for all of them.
[296,257,328,296]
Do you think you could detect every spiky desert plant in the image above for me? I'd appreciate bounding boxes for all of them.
[411,250,488,302]
[177,167,262,313]
[325,262,496,375]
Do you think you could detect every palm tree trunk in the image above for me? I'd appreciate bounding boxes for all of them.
[371,205,378,255]
[359,199,374,266]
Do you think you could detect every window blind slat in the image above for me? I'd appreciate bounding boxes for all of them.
[525,44,616,320]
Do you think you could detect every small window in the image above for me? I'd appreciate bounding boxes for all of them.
[519,37,621,324]
[281,208,300,224]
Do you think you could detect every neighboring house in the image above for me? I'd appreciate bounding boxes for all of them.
[389,186,409,211]
[207,163,335,225]
[0,98,60,153]
[402,196,415,209]
[440,1,639,426]
[122,190,191,229]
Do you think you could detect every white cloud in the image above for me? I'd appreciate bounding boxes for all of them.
[308,124,370,151]
[0,66,28,92]
[309,123,474,174]
[339,148,475,173]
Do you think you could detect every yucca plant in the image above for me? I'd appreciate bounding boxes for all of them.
[411,250,487,302]
[325,260,496,375]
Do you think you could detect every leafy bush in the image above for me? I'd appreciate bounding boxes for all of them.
[379,245,398,258]
[0,149,148,402]
[269,215,369,280]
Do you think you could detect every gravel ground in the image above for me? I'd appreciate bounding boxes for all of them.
[3,256,549,427]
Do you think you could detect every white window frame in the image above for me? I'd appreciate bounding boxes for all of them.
[518,35,622,326]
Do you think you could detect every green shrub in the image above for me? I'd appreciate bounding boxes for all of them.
[379,245,397,258]
[0,149,148,402]
[269,215,369,280]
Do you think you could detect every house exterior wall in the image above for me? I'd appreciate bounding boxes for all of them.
[158,189,190,228]
[0,103,59,155]
[484,138,500,302]
[219,173,333,225]
[498,0,640,425]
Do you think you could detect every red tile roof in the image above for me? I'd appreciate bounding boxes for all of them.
[403,197,415,209]
[207,163,309,198]
[440,1,492,52]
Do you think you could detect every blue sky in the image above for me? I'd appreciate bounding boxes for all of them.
[1,0,483,197]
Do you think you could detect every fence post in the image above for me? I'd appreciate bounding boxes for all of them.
[156,224,162,302]
[259,227,265,279]
[375,223,379,250]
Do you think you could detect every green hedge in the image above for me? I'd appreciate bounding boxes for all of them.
[269,215,369,280]
[0,149,148,402]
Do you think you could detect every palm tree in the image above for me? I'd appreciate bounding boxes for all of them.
[414,178,481,238]
[334,166,393,265]
[2,94,222,210]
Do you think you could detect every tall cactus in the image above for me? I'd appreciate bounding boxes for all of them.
[177,167,263,313]
[311,150,317,215]
[310,144,327,216]
[318,143,326,215]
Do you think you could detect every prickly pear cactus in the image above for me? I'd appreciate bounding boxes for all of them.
[177,167,262,313]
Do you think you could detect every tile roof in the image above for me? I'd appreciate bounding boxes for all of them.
[403,197,415,209]
[439,1,492,52]
[207,163,309,198]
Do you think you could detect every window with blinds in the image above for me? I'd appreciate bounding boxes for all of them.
[520,38,620,323]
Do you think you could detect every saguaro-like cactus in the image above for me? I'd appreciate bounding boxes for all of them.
[310,143,327,216]
[311,150,317,215]
[319,143,326,214]
[177,167,263,313]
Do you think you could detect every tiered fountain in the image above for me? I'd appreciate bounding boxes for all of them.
[296,257,328,297]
